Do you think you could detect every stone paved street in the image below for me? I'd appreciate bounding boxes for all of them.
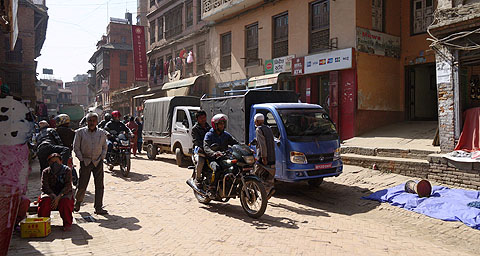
[8,154,480,256]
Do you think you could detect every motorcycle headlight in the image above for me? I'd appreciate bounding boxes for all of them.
[121,140,130,146]
[334,147,341,160]
[243,155,255,164]
[290,151,307,164]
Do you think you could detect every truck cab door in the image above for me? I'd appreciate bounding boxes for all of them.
[172,108,192,153]
[250,109,286,179]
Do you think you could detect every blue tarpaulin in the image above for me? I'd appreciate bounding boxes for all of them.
[363,184,480,230]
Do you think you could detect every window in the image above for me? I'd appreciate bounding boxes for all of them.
[256,110,281,139]
[372,0,384,32]
[412,0,434,34]
[5,38,23,63]
[5,72,22,94]
[197,0,202,24]
[157,17,163,40]
[120,53,127,66]
[196,42,206,74]
[165,6,183,38]
[273,13,288,58]
[176,109,188,127]
[121,36,126,43]
[185,46,194,76]
[120,71,127,84]
[245,23,259,66]
[220,32,232,71]
[186,1,193,28]
[150,0,155,8]
[150,20,156,44]
[310,1,329,53]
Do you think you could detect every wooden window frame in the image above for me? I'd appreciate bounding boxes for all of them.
[196,41,206,74]
[220,32,232,71]
[120,71,127,84]
[272,12,288,59]
[149,20,156,44]
[157,16,163,41]
[245,22,259,67]
[411,0,435,35]
[309,0,330,53]
[186,0,194,28]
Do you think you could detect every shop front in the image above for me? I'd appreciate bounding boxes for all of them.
[292,48,356,140]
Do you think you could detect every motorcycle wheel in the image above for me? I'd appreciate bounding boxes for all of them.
[120,155,131,177]
[240,179,268,219]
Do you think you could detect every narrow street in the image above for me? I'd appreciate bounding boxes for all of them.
[8,154,480,256]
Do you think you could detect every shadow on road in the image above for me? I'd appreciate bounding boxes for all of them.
[133,155,178,166]
[201,204,299,230]
[78,212,142,231]
[273,180,380,216]
[106,169,155,182]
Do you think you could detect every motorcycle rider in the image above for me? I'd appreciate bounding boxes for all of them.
[203,114,238,184]
[36,120,71,172]
[104,111,131,154]
[98,113,112,129]
[54,114,78,186]
[191,110,211,186]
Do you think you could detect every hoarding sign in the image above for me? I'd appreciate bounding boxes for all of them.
[265,55,295,75]
[356,27,400,58]
[291,57,305,76]
[132,25,148,81]
[303,48,353,75]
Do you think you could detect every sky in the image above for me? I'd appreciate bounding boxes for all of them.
[36,0,138,83]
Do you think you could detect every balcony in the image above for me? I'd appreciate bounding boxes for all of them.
[201,0,263,21]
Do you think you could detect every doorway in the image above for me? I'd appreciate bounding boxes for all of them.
[405,64,438,120]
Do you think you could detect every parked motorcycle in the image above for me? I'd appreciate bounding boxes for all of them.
[186,144,268,218]
[105,131,131,177]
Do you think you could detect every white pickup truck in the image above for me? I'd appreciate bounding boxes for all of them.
[142,96,200,166]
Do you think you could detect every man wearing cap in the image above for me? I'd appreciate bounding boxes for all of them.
[253,113,276,199]
[73,112,108,215]
[38,153,74,231]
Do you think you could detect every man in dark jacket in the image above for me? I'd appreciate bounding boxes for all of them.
[135,116,143,154]
[98,113,112,129]
[104,111,131,153]
[36,121,71,172]
[253,113,276,199]
[204,114,238,183]
[191,110,211,185]
[54,114,78,186]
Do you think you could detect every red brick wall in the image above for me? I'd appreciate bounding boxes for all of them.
[108,50,134,91]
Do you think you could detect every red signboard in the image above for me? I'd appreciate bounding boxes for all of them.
[291,57,305,76]
[132,25,148,81]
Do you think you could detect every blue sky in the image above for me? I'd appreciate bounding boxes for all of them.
[36,0,138,82]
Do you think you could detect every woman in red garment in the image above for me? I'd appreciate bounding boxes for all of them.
[126,116,139,157]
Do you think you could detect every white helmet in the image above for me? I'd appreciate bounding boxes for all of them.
[211,113,228,130]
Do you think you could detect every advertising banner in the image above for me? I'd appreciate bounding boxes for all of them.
[132,25,148,81]
[303,48,353,75]
[356,27,400,58]
[265,55,295,75]
[292,57,305,76]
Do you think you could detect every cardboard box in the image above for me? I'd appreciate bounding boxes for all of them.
[20,217,51,238]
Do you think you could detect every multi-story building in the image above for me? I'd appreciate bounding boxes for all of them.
[201,0,436,140]
[89,16,136,115]
[145,0,209,100]
[0,0,48,107]
[65,74,94,107]
[428,0,480,152]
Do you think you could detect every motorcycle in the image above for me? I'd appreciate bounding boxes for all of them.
[186,144,268,218]
[105,131,131,177]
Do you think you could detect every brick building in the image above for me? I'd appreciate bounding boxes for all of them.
[65,74,93,107]
[0,0,48,107]
[89,17,136,114]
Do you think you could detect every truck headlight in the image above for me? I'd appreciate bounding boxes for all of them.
[334,147,341,160]
[290,151,307,164]
[243,156,255,164]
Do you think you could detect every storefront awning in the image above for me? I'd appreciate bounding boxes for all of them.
[133,93,155,99]
[161,75,205,90]
[247,72,290,88]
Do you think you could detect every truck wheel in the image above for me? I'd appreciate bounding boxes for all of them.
[147,144,157,160]
[307,178,324,187]
[175,147,185,167]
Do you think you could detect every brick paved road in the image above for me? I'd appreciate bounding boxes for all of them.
[8,154,480,255]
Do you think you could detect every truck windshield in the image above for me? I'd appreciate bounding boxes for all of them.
[189,110,198,126]
[278,109,338,141]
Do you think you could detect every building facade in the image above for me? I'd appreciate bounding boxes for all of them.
[145,0,210,102]
[429,0,480,152]
[201,0,436,140]
[89,17,136,115]
[65,74,94,108]
[0,0,48,107]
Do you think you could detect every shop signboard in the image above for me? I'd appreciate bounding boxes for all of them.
[301,48,353,75]
[132,25,148,81]
[292,57,305,75]
[265,55,295,74]
[356,27,400,58]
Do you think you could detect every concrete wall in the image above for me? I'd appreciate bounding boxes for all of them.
[208,0,356,92]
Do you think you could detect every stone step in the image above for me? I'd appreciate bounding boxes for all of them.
[341,153,430,179]
[341,146,439,160]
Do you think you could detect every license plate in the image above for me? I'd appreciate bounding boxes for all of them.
[315,163,332,170]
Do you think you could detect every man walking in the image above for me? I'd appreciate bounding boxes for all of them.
[253,113,276,200]
[73,112,108,215]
